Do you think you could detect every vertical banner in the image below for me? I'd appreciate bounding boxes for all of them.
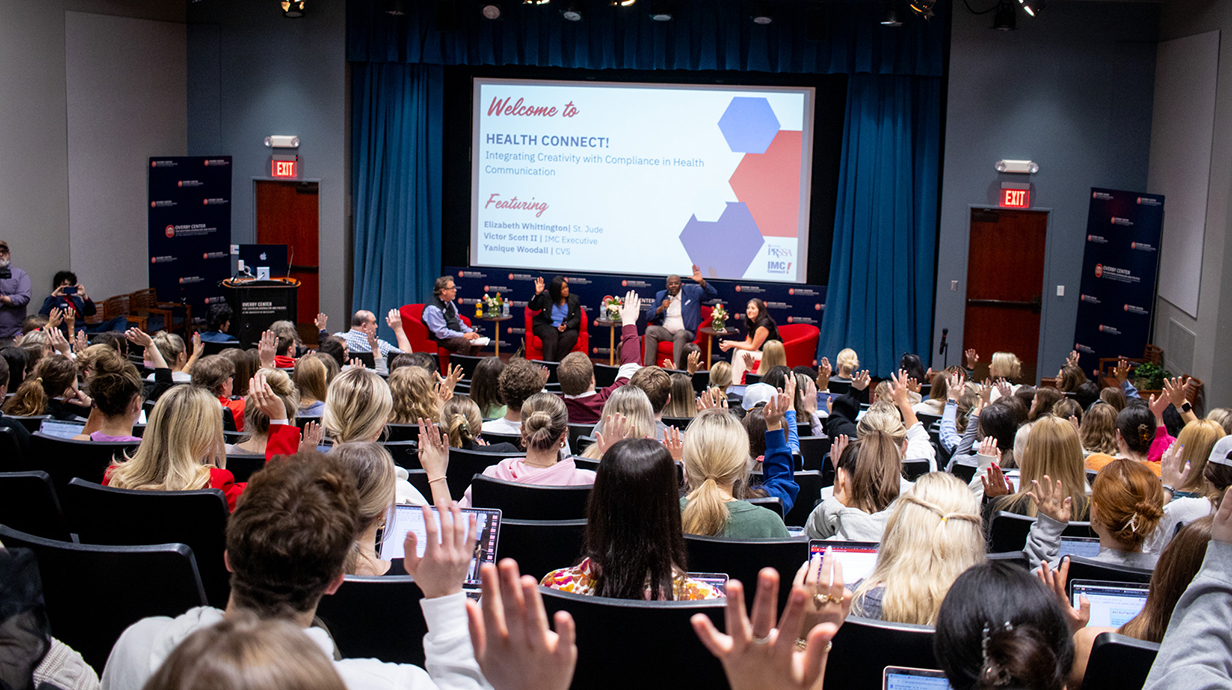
[1072,188,1165,375]
[445,266,825,365]
[148,157,233,315]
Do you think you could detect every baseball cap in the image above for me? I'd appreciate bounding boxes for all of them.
[741,383,778,411]
[1208,435,1232,468]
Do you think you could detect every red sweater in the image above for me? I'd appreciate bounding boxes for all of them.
[562,323,641,425]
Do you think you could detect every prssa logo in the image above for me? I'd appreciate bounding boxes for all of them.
[1094,264,1103,278]
[165,225,175,238]
[767,247,793,259]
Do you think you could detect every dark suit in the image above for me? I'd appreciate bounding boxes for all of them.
[643,281,718,365]
[528,292,581,362]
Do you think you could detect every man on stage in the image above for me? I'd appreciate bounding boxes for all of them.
[643,264,717,366]
[423,275,482,355]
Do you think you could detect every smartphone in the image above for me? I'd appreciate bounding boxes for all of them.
[62,286,77,295]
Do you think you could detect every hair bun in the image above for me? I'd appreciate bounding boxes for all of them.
[1134,499,1164,522]
[980,624,1061,690]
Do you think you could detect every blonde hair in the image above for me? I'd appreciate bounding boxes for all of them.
[990,352,1022,381]
[582,386,656,459]
[106,385,222,492]
[854,472,984,625]
[857,401,907,446]
[757,340,786,375]
[1175,419,1226,498]
[1003,415,1090,518]
[708,361,733,391]
[388,365,437,424]
[323,368,392,443]
[1207,408,1232,436]
[440,396,483,448]
[153,331,186,367]
[661,373,696,418]
[293,355,328,407]
[520,392,568,452]
[330,442,397,574]
[1080,402,1118,455]
[836,348,859,377]
[242,368,298,441]
[682,409,751,536]
[268,320,301,346]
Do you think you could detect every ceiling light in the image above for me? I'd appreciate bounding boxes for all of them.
[611,0,637,5]
[649,0,672,21]
[523,0,551,5]
[562,1,582,20]
[384,0,406,15]
[1019,0,1045,16]
[992,0,1016,30]
[751,1,773,24]
[880,7,902,26]
[909,0,935,19]
[280,0,305,18]
[482,3,502,19]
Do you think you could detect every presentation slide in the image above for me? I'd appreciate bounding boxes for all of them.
[471,78,815,283]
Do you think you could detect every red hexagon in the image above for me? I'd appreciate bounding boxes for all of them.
[728,130,803,238]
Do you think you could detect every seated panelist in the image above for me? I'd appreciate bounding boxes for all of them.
[528,275,581,362]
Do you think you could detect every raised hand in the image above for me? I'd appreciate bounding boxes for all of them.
[258,330,277,369]
[663,426,685,462]
[1027,475,1072,523]
[995,378,1012,400]
[830,434,850,465]
[851,371,871,391]
[190,331,204,358]
[691,569,838,690]
[1148,393,1171,422]
[742,352,756,370]
[247,370,287,421]
[691,264,705,283]
[686,350,701,375]
[818,356,832,382]
[1066,349,1080,369]
[978,379,993,406]
[782,374,798,409]
[47,307,64,328]
[793,548,853,636]
[946,370,963,402]
[764,392,790,431]
[906,376,920,394]
[697,387,729,411]
[534,276,546,294]
[976,436,1001,465]
[417,417,450,480]
[888,369,912,408]
[594,412,633,456]
[1160,442,1192,491]
[466,560,577,690]
[617,290,641,325]
[982,464,1012,498]
[404,501,477,599]
[315,312,328,331]
[349,357,365,369]
[435,364,464,403]
[73,329,88,355]
[965,348,979,370]
[1163,376,1190,408]
[661,357,675,370]
[386,308,403,331]
[1036,558,1089,634]
[1113,357,1131,385]
[47,326,70,356]
[298,421,322,452]
[799,377,818,415]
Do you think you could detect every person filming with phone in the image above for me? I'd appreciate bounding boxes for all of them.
[39,270,103,334]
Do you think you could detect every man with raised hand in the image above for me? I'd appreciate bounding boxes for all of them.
[643,263,717,367]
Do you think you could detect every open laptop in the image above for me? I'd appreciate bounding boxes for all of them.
[379,505,502,595]
[809,540,880,585]
[39,418,85,440]
[1058,536,1101,559]
[1069,580,1150,628]
[237,244,289,278]
[883,667,951,690]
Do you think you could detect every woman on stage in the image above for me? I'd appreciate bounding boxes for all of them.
[529,275,581,361]
[720,298,781,384]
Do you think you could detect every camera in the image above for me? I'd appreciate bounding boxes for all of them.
[0,267,12,280]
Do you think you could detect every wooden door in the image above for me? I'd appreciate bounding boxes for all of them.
[255,181,319,343]
[963,208,1048,384]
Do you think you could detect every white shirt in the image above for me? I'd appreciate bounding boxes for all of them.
[663,292,684,334]
[481,417,522,434]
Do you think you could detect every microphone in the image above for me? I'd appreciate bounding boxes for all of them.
[938,328,948,355]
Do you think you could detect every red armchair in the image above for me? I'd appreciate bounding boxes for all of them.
[400,303,474,370]
[778,323,820,369]
[643,306,712,367]
[524,306,589,362]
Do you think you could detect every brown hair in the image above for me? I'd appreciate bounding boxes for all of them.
[497,358,544,412]
[470,357,506,417]
[1029,388,1064,422]
[1052,398,1081,425]
[1117,516,1211,643]
[440,396,483,448]
[1058,365,1087,392]
[225,451,360,618]
[242,369,298,439]
[90,365,143,418]
[192,355,236,397]
[520,392,568,451]
[837,431,902,514]
[222,348,258,397]
[3,354,77,416]
[388,365,437,424]
[557,351,594,396]
[142,614,347,690]
[293,356,328,408]
[1100,386,1127,412]
[1091,459,1165,550]
[629,365,672,414]
[661,373,696,418]
[1080,402,1118,455]
[708,361,733,391]
[1004,416,1090,518]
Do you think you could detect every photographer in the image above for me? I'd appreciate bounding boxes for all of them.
[39,270,101,334]
[0,241,31,345]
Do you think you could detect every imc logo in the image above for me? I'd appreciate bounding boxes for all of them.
[767,261,792,274]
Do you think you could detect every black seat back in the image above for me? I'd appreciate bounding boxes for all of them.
[385,423,419,443]
[480,431,523,448]
[446,448,513,501]
[315,575,428,666]
[1080,632,1160,690]
[469,475,592,520]
[685,534,808,608]
[902,459,930,482]
[662,416,692,430]
[987,510,1036,553]
[566,423,594,451]
[952,461,977,484]
[1064,556,1154,586]
[63,478,231,608]
[29,431,139,494]
[783,471,824,527]
[0,524,207,671]
[823,616,937,689]
[540,587,728,690]
[294,415,321,429]
[10,415,48,434]
[381,441,420,471]
[0,425,26,469]
[447,353,485,381]
[496,518,587,580]
[224,454,267,482]
[0,471,71,541]
[798,436,833,473]
[593,363,620,388]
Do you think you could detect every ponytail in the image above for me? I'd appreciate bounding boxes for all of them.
[682,408,750,537]
[447,412,474,448]
[682,475,731,537]
[2,376,47,416]
[848,430,902,514]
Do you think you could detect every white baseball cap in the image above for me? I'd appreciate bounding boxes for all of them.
[741,383,778,411]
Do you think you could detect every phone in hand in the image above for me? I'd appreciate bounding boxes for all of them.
[63,286,77,295]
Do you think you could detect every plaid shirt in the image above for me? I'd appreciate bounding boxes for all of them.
[335,328,403,357]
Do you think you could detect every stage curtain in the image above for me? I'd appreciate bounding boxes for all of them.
[817,74,941,377]
[351,63,444,316]
[348,0,944,77]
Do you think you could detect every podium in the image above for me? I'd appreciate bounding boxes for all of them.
[221,278,300,346]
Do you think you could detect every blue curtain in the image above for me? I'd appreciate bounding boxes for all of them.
[817,74,941,377]
[351,63,443,316]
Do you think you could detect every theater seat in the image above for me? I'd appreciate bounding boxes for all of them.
[777,323,820,369]
[400,303,473,370]
[644,306,712,367]
[524,306,589,361]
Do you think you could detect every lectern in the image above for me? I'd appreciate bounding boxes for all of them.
[221,278,300,346]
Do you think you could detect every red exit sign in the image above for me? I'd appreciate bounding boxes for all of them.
[271,159,298,178]
[1000,185,1030,208]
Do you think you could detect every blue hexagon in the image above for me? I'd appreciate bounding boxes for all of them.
[717,97,781,154]
[679,202,765,279]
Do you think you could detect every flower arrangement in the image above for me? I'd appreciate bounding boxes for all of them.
[602,295,622,322]
[481,293,504,317]
[711,303,728,332]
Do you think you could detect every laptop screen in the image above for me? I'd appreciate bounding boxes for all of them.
[39,419,85,440]
[379,505,501,585]
[883,667,952,690]
[809,540,880,585]
[1070,580,1150,628]
[1058,537,1101,559]
[688,572,729,595]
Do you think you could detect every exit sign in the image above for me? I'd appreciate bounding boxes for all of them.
[1000,184,1030,208]
[271,159,298,178]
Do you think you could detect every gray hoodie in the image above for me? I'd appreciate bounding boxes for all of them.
[804,495,893,541]
[1143,540,1232,690]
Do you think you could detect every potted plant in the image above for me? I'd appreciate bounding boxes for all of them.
[1132,361,1171,391]
[711,303,728,332]
[482,293,503,318]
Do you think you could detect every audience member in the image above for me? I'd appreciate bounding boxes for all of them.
[661,373,696,419]
[220,347,258,397]
[578,386,657,460]
[806,431,902,540]
[423,276,482,355]
[316,336,347,369]
[404,351,439,374]
[389,365,439,425]
[1078,401,1117,457]
[627,365,672,439]
[293,354,330,417]
[556,290,642,424]
[38,270,99,332]
[334,309,412,364]
[984,416,1090,524]
[322,367,390,444]
[0,242,32,344]
[541,438,723,600]
[834,347,860,379]
[1014,387,1065,460]
[147,331,197,383]
[1,345,27,391]
[1100,385,1128,412]
[101,452,486,689]
[332,441,420,576]
[1085,403,1158,475]
[3,354,89,420]
[823,393,861,439]
[229,368,298,456]
[71,364,142,443]
[200,302,238,342]
[643,265,717,367]
[1208,407,1232,435]
[0,357,31,455]
[439,395,517,454]
[482,358,546,435]
[192,354,245,432]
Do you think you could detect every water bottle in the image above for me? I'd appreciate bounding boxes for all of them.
[502,300,510,318]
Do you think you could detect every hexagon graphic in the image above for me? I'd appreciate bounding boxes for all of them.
[717,97,780,154]
[679,202,765,279]
[728,130,803,237]
[690,186,735,222]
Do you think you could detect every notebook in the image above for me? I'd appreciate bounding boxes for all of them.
[379,505,502,588]
[39,419,85,440]
[1069,580,1150,628]
[883,667,952,690]
[809,540,880,585]
[1058,537,1101,559]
